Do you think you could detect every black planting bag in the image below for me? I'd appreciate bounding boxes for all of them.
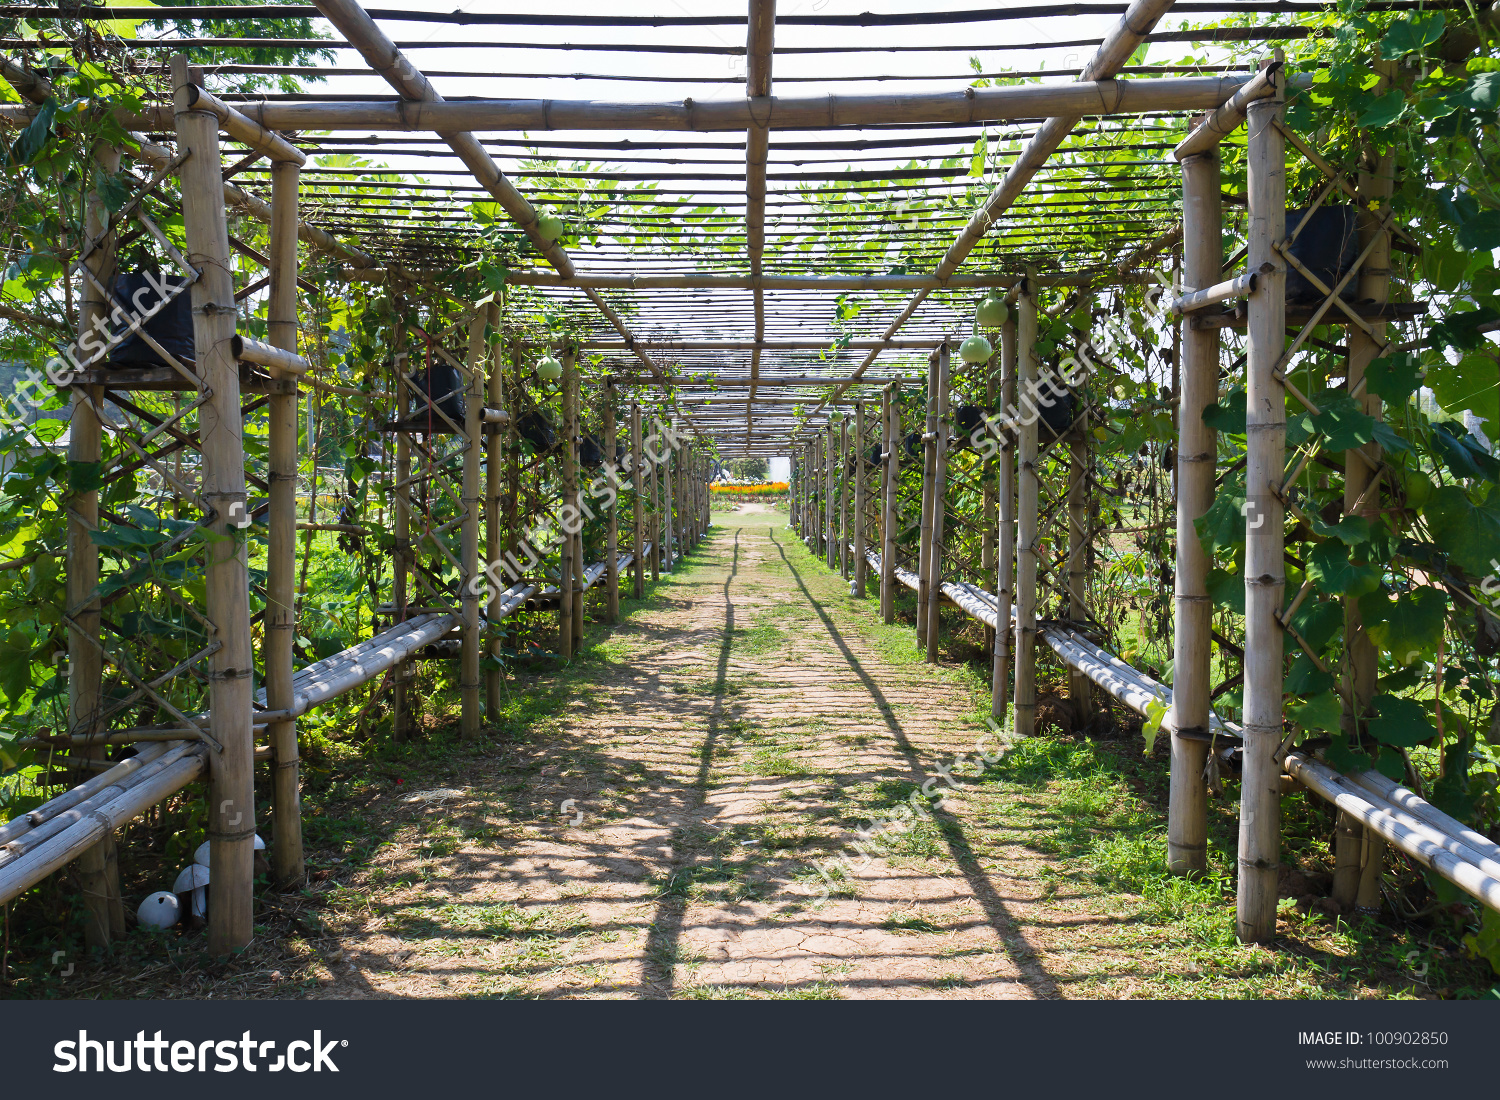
[866,441,885,469]
[579,432,605,468]
[107,272,195,369]
[954,403,987,435]
[1035,380,1076,438]
[903,430,923,460]
[516,410,557,452]
[405,362,465,426]
[1284,205,1359,305]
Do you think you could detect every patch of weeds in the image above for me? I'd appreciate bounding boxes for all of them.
[767,981,844,1000]
[880,910,944,934]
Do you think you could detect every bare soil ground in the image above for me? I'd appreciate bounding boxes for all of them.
[305,517,1092,999]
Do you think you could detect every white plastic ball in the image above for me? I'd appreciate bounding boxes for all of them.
[137,891,180,930]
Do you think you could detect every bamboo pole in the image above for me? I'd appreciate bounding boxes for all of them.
[839,417,850,580]
[631,402,645,598]
[916,351,939,650]
[459,307,489,738]
[664,433,675,572]
[982,352,998,657]
[68,139,124,948]
[1067,399,1093,721]
[560,351,578,658]
[391,324,412,743]
[484,313,505,716]
[1237,86,1287,944]
[881,384,900,624]
[174,54,255,955]
[649,434,660,582]
[822,425,834,568]
[994,315,1018,722]
[1340,56,1398,914]
[1168,144,1221,879]
[925,343,951,664]
[266,155,303,885]
[1014,286,1040,739]
[853,402,867,598]
[605,387,620,622]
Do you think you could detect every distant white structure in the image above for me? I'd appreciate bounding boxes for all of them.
[769,456,790,482]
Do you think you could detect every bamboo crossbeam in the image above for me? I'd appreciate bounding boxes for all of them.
[1172,61,1280,160]
[182,84,306,165]
[503,272,1029,291]
[232,333,308,374]
[1167,270,1257,315]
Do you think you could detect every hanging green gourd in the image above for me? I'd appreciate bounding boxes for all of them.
[959,334,993,364]
[536,353,563,381]
[975,292,1008,330]
[536,212,566,243]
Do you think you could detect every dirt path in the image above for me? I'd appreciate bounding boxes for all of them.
[312,515,1098,999]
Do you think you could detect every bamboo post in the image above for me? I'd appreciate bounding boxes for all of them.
[559,350,577,657]
[459,307,489,738]
[663,434,675,571]
[1014,285,1040,739]
[631,402,644,599]
[649,432,660,581]
[174,54,256,955]
[1238,84,1287,944]
[484,314,505,716]
[916,350,939,651]
[994,315,1017,722]
[605,385,620,622]
[853,401,867,597]
[839,416,850,579]
[391,323,412,742]
[266,154,303,884]
[982,351,998,657]
[881,384,899,624]
[1067,406,1094,721]
[68,140,124,947]
[924,343,951,664]
[571,358,585,646]
[1341,57,1398,913]
[1168,143,1221,878]
[822,425,834,567]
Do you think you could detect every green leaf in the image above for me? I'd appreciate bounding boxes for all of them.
[1309,393,1377,450]
[0,630,32,703]
[90,524,168,551]
[1142,698,1167,756]
[1364,353,1423,403]
[1423,484,1500,575]
[1357,88,1407,128]
[1370,420,1413,454]
[1202,387,1247,435]
[1432,424,1500,482]
[1306,540,1381,597]
[1367,693,1437,748]
[1309,514,1370,545]
[1195,478,1247,556]
[6,98,56,166]
[1206,566,1245,615]
[1288,598,1343,652]
[1288,690,1342,733]
[1374,744,1408,781]
[1325,733,1372,775]
[1379,11,1446,58]
[1463,905,1500,973]
[67,461,107,494]
[1285,654,1335,696]
[1448,71,1500,110]
[1458,210,1500,252]
[1359,586,1447,664]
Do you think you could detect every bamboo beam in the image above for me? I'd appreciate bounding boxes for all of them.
[1172,61,1279,161]
[745,0,775,422]
[1014,287,1040,738]
[67,138,123,948]
[1168,143,1220,879]
[1237,84,1287,944]
[994,315,1017,721]
[174,54,256,956]
[265,156,303,886]
[507,273,1026,292]
[180,83,306,165]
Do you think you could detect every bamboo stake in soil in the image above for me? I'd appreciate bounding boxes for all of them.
[174,53,256,955]
[605,385,620,622]
[1014,286,1040,739]
[1168,144,1221,879]
[560,351,578,658]
[68,139,123,947]
[917,351,938,652]
[881,386,899,623]
[266,155,304,884]
[1238,88,1287,944]
[854,401,867,598]
[994,315,1018,722]
[1339,56,1398,913]
[460,307,489,738]
[825,424,836,568]
[925,343,951,664]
